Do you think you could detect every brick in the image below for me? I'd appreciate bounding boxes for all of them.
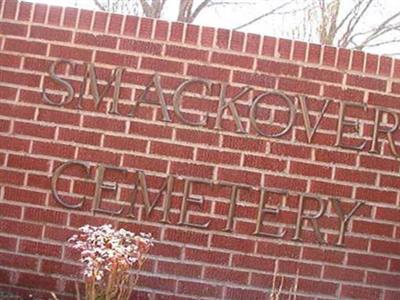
[120,39,162,55]
[108,13,123,33]
[38,108,80,126]
[379,56,392,76]
[158,261,201,278]
[315,149,356,165]
[0,21,27,36]
[307,43,321,64]
[302,67,343,83]
[14,121,56,139]
[365,53,379,74]
[185,247,229,266]
[184,24,199,44]
[197,149,240,166]
[371,240,400,256]
[360,155,399,172]
[0,219,42,238]
[150,141,193,159]
[63,7,78,27]
[48,6,62,25]
[170,22,184,42]
[154,20,168,40]
[264,174,307,192]
[261,36,276,56]
[96,51,138,68]
[33,3,47,22]
[348,253,388,270]
[0,85,17,100]
[171,161,213,179]
[233,70,275,88]
[323,85,364,102]
[83,115,125,132]
[211,235,255,253]
[212,52,253,69]
[278,78,320,96]
[205,266,248,284]
[123,154,168,173]
[59,128,102,146]
[141,57,183,74]
[298,279,338,296]
[0,202,22,218]
[0,70,40,87]
[3,0,18,19]
[0,135,30,152]
[41,260,79,277]
[230,31,245,51]
[49,45,91,61]
[244,155,286,172]
[216,28,230,49]
[342,285,382,300]
[278,260,321,277]
[351,50,365,71]
[0,53,20,68]
[4,38,47,55]
[164,228,208,247]
[245,33,260,54]
[129,122,172,139]
[257,59,299,76]
[177,280,222,298]
[278,38,292,59]
[0,236,17,251]
[322,46,337,66]
[24,207,68,225]
[335,168,376,184]
[30,25,72,42]
[75,32,117,49]
[0,252,37,270]
[123,15,138,35]
[346,74,386,91]
[18,272,57,290]
[7,154,49,171]
[367,272,400,288]
[0,102,35,119]
[355,187,397,205]
[78,148,120,165]
[138,17,153,38]
[310,180,352,197]
[32,141,75,159]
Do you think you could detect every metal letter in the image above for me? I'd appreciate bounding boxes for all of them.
[173,79,211,126]
[222,183,251,232]
[292,194,327,244]
[51,160,90,209]
[250,91,296,138]
[129,73,171,121]
[214,83,252,133]
[253,188,287,238]
[298,95,332,143]
[128,171,174,223]
[331,198,364,247]
[93,164,126,216]
[78,63,125,115]
[335,101,367,151]
[178,178,211,229]
[42,59,75,106]
[369,107,400,156]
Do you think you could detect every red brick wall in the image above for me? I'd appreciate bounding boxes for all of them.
[0,0,399,299]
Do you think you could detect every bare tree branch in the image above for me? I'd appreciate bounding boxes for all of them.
[233,0,292,30]
[93,0,107,11]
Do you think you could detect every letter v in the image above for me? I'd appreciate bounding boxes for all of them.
[298,95,332,143]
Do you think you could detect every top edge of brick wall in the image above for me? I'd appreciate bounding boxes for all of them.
[2,0,400,78]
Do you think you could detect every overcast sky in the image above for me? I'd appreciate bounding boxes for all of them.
[23,0,400,57]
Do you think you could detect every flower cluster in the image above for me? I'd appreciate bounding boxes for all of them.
[69,224,153,282]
